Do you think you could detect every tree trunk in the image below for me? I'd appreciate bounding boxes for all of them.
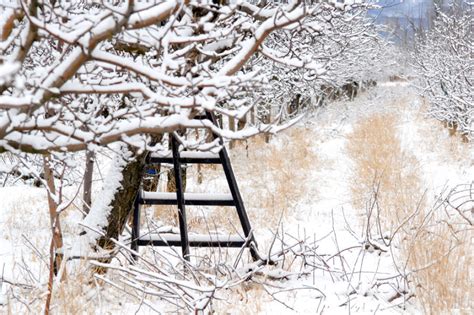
[263,106,271,143]
[96,149,148,252]
[229,116,236,149]
[43,155,65,278]
[83,150,94,215]
[237,114,246,131]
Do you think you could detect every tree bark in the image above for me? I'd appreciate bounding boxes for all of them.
[83,150,94,215]
[96,149,148,252]
[237,114,246,131]
[263,106,271,143]
[43,155,65,278]
[229,116,236,149]
[95,133,164,254]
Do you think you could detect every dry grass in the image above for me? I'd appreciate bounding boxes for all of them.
[0,194,113,314]
[402,212,473,315]
[51,268,98,314]
[415,98,472,164]
[231,127,318,229]
[347,111,473,314]
[212,282,267,314]
[4,265,126,314]
[3,193,49,233]
[347,112,423,229]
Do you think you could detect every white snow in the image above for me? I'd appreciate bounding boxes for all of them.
[0,81,472,313]
[141,191,233,201]
[150,150,220,160]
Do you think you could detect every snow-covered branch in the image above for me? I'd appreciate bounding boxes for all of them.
[0,0,381,154]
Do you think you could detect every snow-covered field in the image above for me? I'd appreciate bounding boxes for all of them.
[1,82,472,314]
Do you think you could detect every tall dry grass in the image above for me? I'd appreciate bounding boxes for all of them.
[231,127,318,229]
[348,112,473,314]
[347,113,423,229]
[402,211,472,314]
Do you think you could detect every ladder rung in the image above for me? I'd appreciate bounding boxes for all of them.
[192,114,207,120]
[137,233,246,247]
[140,191,235,206]
[148,151,221,164]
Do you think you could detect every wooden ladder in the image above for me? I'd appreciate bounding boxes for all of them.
[131,112,259,261]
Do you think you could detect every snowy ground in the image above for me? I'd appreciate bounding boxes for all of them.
[0,81,472,314]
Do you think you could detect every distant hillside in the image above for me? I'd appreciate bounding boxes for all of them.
[369,0,435,44]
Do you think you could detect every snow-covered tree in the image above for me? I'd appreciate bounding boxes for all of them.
[0,1,384,154]
[413,1,473,138]
[253,4,384,120]
[0,0,385,257]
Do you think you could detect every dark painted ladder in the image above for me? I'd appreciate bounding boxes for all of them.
[131,112,259,261]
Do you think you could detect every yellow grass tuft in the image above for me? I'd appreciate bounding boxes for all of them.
[347,112,423,229]
[402,213,473,314]
[347,111,472,314]
[232,127,318,228]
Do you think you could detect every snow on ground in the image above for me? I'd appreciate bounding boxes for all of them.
[0,81,472,314]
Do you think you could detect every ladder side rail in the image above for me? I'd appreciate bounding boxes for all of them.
[171,134,191,261]
[205,112,259,260]
[131,194,141,261]
[218,145,253,236]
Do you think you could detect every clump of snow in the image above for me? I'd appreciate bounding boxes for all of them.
[0,62,20,85]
